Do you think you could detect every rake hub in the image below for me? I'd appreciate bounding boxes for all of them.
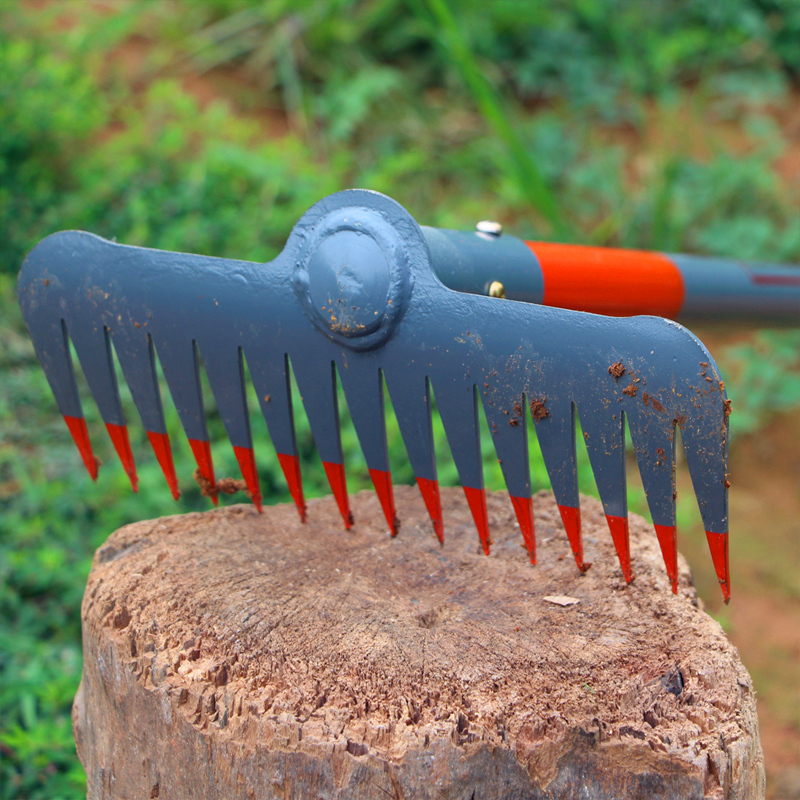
[292,197,415,351]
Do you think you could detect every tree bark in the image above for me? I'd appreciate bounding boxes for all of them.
[73,487,764,799]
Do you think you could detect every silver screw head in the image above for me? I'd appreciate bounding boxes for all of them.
[476,220,503,236]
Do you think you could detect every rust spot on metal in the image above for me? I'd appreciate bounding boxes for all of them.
[608,362,626,380]
[529,398,550,422]
[723,399,732,418]
[622,384,637,397]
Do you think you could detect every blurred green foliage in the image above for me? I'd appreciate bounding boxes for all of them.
[1,1,798,797]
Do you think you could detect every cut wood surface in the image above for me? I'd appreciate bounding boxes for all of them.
[73,487,764,799]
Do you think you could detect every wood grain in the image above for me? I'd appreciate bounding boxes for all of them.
[73,487,764,799]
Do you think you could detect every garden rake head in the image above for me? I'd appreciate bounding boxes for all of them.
[18,190,731,600]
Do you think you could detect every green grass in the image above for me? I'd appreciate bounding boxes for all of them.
[1,2,799,796]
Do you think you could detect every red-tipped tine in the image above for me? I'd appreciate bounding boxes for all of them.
[558,505,588,572]
[606,514,632,583]
[63,415,98,481]
[510,494,536,563]
[146,430,180,501]
[416,477,444,543]
[463,486,491,555]
[654,524,678,594]
[188,438,217,506]
[277,452,306,522]
[369,468,399,536]
[322,461,353,529]
[706,530,730,604]
[105,423,138,491]
[232,445,263,513]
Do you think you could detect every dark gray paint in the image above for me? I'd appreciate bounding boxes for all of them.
[17,190,729,538]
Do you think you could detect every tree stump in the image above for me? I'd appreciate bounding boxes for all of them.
[73,487,764,799]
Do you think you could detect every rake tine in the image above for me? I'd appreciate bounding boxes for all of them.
[384,372,443,542]
[681,400,730,603]
[533,401,587,571]
[291,358,352,528]
[188,439,217,504]
[248,351,305,522]
[18,257,104,481]
[153,339,217,504]
[104,422,138,492]
[199,345,261,511]
[146,430,181,500]
[339,364,398,535]
[63,414,98,481]
[434,380,490,554]
[579,405,631,582]
[483,395,535,562]
[627,412,679,592]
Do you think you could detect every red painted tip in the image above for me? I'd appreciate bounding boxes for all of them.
[105,423,138,491]
[232,445,263,513]
[606,514,632,583]
[322,461,353,529]
[277,452,306,522]
[509,494,536,563]
[463,486,491,555]
[416,477,444,543]
[146,430,180,501]
[654,524,678,594]
[706,530,730,604]
[188,438,217,506]
[63,415,98,480]
[369,468,399,536]
[557,505,588,572]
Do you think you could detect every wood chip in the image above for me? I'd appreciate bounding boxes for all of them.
[543,595,580,606]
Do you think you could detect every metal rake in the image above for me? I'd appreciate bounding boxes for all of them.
[18,189,735,600]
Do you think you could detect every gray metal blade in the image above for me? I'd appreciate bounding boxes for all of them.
[18,189,730,596]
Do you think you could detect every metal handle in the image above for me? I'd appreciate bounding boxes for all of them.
[423,226,800,324]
